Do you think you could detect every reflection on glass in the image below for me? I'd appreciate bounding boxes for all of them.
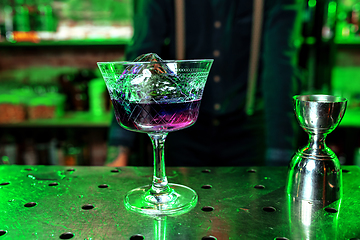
[154,216,167,240]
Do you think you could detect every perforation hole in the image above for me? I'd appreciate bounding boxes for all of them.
[82,204,94,210]
[24,202,37,208]
[59,232,74,239]
[324,207,338,213]
[263,206,276,212]
[130,234,144,240]
[202,236,217,240]
[201,206,214,212]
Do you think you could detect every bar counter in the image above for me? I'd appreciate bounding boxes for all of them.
[1,165,359,240]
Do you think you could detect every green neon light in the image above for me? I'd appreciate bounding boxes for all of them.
[306,37,316,45]
[338,11,347,20]
[328,2,337,14]
[308,0,316,7]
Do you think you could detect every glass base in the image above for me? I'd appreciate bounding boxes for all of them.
[124,183,198,216]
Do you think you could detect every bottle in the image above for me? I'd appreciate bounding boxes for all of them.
[13,0,30,32]
[37,0,54,32]
[3,0,14,42]
[26,0,37,31]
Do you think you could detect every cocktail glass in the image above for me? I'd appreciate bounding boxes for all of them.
[97,59,213,215]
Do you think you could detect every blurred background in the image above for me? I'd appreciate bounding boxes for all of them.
[1,0,360,167]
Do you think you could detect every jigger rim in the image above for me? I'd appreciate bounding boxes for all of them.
[293,94,347,103]
[97,59,214,65]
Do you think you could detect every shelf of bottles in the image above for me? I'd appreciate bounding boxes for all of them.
[0,67,112,126]
[0,0,133,45]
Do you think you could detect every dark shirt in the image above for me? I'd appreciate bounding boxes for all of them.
[109,0,304,166]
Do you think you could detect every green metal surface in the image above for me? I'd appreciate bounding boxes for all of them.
[0,165,359,239]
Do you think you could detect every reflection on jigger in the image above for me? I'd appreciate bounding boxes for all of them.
[287,195,341,240]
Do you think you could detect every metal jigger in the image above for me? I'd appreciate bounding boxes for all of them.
[286,95,347,205]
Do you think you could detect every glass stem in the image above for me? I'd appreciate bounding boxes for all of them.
[148,133,170,193]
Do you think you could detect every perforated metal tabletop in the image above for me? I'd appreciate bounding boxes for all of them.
[0,165,359,240]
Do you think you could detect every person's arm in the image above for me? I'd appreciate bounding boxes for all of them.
[261,0,305,166]
[106,113,136,166]
[106,145,131,167]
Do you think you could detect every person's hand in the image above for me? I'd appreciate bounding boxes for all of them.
[105,146,130,167]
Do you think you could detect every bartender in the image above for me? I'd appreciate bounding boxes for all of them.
[106,0,305,167]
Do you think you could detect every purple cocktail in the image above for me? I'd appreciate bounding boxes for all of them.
[98,56,213,216]
[112,99,201,132]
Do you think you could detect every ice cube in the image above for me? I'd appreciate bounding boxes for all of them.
[120,53,187,103]
[132,53,163,62]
